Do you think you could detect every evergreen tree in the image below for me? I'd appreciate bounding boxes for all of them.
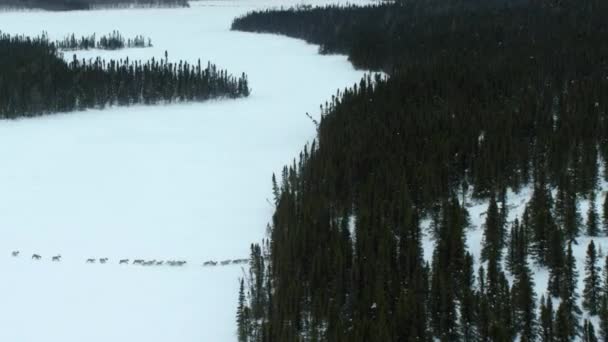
[600,296,608,342]
[539,295,554,342]
[547,226,565,297]
[559,242,582,339]
[584,240,602,315]
[511,243,537,341]
[603,255,608,299]
[236,278,249,342]
[588,193,600,236]
[603,192,608,235]
[460,252,477,341]
[528,183,557,266]
[555,300,571,342]
[555,179,582,243]
[506,220,519,275]
[584,319,599,342]
[482,195,503,262]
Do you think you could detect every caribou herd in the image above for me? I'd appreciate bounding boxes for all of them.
[10,250,248,268]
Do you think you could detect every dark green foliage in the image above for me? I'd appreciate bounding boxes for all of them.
[555,178,582,243]
[511,240,536,341]
[0,32,249,118]
[604,255,608,300]
[231,0,608,340]
[528,183,558,266]
[583,319,599,342]
[460,253,476,341]
[603,192,608,234]
[54,31,152,51]
[237,278,250,342]
[600,297,608,341]
[481,195,503,263]
[559,243,582,339]
[588,193,600,237]
[584,240,602,315]
[539,295,554,342]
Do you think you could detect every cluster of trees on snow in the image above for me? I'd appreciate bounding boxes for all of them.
[233,0,608,340]
[54,31,152,50]
[0,0,187,10]
[0,32,250,118]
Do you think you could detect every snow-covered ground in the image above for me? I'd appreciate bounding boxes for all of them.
[0,1,372,340]
[421,165,608,338]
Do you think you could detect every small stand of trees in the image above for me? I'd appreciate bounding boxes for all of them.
[54,31,153,50]
[0,31,249,119]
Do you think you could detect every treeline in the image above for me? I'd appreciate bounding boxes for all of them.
[55,31,152,50]
[0,0,187,11]
[232,0,608,341]
[0,32,249,118]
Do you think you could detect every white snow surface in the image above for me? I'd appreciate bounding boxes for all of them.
[0,1,372,341]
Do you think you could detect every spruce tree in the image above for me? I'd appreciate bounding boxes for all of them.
[556,180,581,243]
[555,300,571,342]
[603,255,608,299]
[237,278,249,342]
[539,295,554,342]
[584,240,602,315]
[588,193,600,236]
[506,220,519,275]
[528,183,556,265]
[600,296,608,342]
[603,191,608,235]
[482,195,503,262]
[460,253,477,342]
[559,242,582,339]
[511,244,537,341]
[584,319,599,342]
[547,226,565,297]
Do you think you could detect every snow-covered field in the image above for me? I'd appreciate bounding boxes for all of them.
[0,1,371,340]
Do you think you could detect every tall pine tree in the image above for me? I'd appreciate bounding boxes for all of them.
[583,240,602,315]
[588,193,600,236]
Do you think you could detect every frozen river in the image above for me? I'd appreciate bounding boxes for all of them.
[0,1,368,341]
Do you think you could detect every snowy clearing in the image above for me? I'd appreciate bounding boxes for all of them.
[0,1,372,340]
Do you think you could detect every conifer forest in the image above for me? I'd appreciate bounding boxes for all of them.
[233,0,608,341]
[0,31,249,118]
[2,0,608,340]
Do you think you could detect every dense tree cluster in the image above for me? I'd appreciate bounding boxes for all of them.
[233,0,608,340]
[55,31,152,50]
[0,32,249,118]
[0,0,187,11]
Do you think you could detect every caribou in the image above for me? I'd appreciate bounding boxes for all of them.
[99,258,108,264]
[52,255,61,262]
[86,258,96,263]
[119,259,129,264]
[11,251,19,257]
[32,254,41,260]
[203,260,218,266]
[220,259,231,266]
[133,259,144,265]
